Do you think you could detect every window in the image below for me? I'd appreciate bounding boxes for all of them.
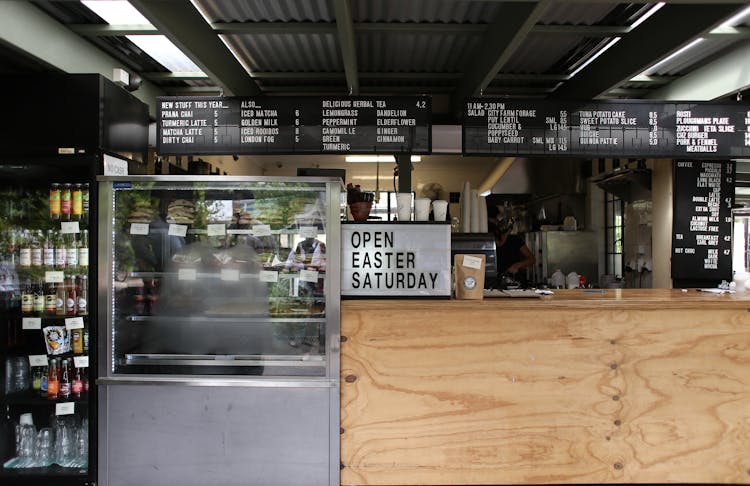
[605,191,624,277]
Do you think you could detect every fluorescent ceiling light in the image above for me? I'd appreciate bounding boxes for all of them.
[630,2,665,29]
[568,37,621,78]
[479,190,491,197]
[126,35,202,73]
[635,38,704,77]
[81,0,150,24]
[719,4,750,28]
[82,0,204,74]
[345,155,422,163]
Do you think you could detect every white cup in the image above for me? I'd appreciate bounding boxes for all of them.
[396,193,412,221]
[414,198,431,221]
[432,200,448,221]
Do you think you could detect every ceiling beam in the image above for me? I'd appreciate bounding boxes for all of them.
[532,24,630,35]
[452,0,553,116]
[69,24,158,35]
[551,3,744,99]
[333,0,359,95]
[143,72,210,81]
[129,0,260,96]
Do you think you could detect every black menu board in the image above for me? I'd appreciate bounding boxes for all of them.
[463,99,750,158]
[157,96,431,155]
[671,160,735,282]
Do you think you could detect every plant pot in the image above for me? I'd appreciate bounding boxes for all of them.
[349,201,373,221]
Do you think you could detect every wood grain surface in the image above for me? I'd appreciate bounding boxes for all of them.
[341,292,750,485]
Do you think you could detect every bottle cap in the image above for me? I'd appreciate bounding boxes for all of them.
[20,413,34,425]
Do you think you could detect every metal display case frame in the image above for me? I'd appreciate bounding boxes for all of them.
[97,175,342,486]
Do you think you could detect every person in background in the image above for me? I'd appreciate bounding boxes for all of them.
[492,217,535,282]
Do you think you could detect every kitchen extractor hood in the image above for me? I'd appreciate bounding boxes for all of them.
[593,167,652,201]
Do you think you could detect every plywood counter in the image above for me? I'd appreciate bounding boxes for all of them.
[340,289,750,485]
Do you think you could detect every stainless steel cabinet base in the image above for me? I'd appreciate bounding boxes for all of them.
[99,384,335,486]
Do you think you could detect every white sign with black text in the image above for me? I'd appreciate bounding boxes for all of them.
[341,223,451,297]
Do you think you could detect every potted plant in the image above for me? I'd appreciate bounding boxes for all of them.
[346,184,375,221]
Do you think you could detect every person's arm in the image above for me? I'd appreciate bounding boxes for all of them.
[506,243,535,274]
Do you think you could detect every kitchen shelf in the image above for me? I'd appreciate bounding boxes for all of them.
[126,270,326,280]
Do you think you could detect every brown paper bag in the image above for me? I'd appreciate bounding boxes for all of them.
[454,254,485,300]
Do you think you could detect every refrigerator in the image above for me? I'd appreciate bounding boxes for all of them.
[526,231,599,286]
[0,74,148,485]
[97,176,343,486]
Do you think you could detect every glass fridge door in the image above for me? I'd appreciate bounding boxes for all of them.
[100,177,340,377]
[1,161,93,482]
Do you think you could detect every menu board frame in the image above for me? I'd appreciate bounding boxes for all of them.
[463,98,750,159]
[671,160,735,282]
[156,95,432,156]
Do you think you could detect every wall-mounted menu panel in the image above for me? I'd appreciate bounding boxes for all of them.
[157,96,431,155]
[463,99,750,158]
[671,160,735,282]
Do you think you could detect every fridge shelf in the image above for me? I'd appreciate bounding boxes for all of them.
[124,353,325,367]
[0,466,88,479]
[1,390,89,406]
[125,315,326,323]
[124,270,325,280]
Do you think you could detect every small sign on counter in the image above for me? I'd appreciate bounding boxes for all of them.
[341,223,451,297]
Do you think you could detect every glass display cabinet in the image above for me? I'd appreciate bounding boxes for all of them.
[97,176,342,486]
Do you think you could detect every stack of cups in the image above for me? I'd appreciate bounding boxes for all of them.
[432,200,448,221]
[414,198,431,221]
[396,193,412,221]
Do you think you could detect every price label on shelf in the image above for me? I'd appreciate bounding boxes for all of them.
[22,317,42,330]
[168,224,188,237]
[178,268,197,281]
[220,269,240,281]
[65,317,85,330]
[299,226,318,239]
[227,229,253,235]
[252,224,272,237]
[60,221,80,234]
[56,402,75,416]
[28,355,48,367]
[73,356,89,368]
[45,271,64,283]
[207,224,226,236]
[259,270,279,283]
[300,269,319,283]
[462,255,483,270]
[130,223,150,235]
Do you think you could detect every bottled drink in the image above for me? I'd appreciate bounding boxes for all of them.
[43,230,55,268]
[19,231,31,267]
[31,230,42,267]
[33,279,45,315]
[65,233,78,270]
[55,282,66,316]
[45,282,56,314]
[72,367,83,399]
[82,367,89,393]
[72,184,83,221]
[47,359,59,400]
[21,279,33,314]
[54,232,66,270]
[59,359,71,400]
[40,365,48,397]
[50,183,61,220]
[61,183,72,221]
[77,275,88,316]
[83,329,89,354]
[78,230,89,269]
[32,367,42,392]
[65,276,77,316]
[72,329,83,354]
[82,183,90,221]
